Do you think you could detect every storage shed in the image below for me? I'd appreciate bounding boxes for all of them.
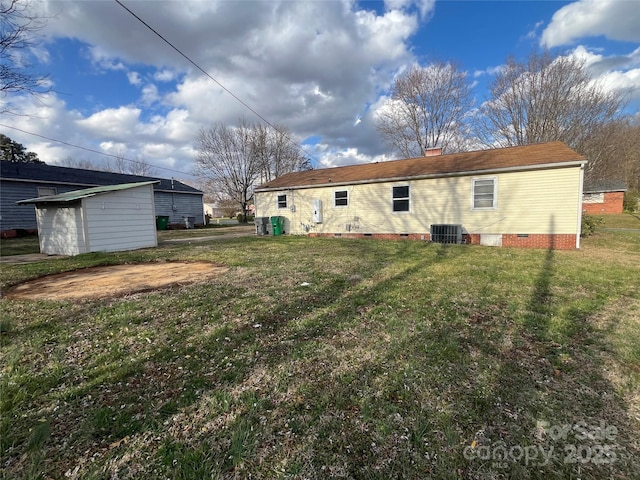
[582,180,627,214]
[17,181,159,256]
[0,161,204,237]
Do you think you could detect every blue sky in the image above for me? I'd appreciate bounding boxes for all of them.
[2,0,639,181]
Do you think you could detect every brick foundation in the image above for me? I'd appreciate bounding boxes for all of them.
[500,234,576,250]
[307,232,578,249]
[309,232,430,241]
[1,229,38,239]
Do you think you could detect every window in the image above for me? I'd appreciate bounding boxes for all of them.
[277,194,287,209]
[472,178,497,209]
[583,193,604,204]
[392,185,410,212]
[334,190,348,207]
[37,187,57,197]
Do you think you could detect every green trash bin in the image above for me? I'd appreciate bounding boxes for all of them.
[156,215,170,230]
[270,216,284,236]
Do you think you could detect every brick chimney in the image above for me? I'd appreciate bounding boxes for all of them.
[425,147,442,157]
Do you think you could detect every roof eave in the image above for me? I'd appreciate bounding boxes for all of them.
[17,181,159,205]
[255,160,587,192]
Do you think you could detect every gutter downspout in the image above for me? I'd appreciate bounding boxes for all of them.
[576,163,586,249]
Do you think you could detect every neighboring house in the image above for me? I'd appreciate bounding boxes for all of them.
[254,141,587,250]
[18,182,158,256]
[204,202,256,219]
[582,180,626,214]
[0,161,204,236]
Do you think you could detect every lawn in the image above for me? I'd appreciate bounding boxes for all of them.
[594,212,640,229]
[1,230,639,479]
[0,224,253,256]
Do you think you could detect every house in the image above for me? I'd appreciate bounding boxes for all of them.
[254,142,587,250]
[0,161,204,237]
[582,180,626,214]
[17,182,158,256]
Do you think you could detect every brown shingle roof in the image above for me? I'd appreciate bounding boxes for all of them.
[256,141,585,191]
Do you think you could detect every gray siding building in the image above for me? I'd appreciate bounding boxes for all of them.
[1,161,204,234]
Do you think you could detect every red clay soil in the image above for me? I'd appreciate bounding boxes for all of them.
[4,262,229,301]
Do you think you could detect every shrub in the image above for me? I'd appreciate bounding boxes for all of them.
[236,213,255,223]
[623,190,639,213]
[581,214,604,237]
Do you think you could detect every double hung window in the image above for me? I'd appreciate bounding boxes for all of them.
[392,185,410,212]
[334,190,348,207]
[472,178,497,209]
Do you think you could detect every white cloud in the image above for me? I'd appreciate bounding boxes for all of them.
[86,45,126,71]
[99,141,127,154]
[154,69,176,82]
[141,84,159,105]
[7,0,432,174]
[77,106,142,138]
[384,0,436,20]
[568,46,640,104]
[473,65,505,78]
[541,0,640,47]
[127,71,141,86]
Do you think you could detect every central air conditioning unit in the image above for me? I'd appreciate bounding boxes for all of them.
[430,224,463,244]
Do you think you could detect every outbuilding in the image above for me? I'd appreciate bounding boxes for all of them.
[254,142,587,250]
[17,181,158,256]
[582,180,627,214]
[0,161,204,237]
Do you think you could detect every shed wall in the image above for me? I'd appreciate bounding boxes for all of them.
[36,205,86,255]
[83,185,157,252]
[255,166,582,240]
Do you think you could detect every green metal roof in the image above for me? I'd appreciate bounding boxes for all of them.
[17,181,159,205]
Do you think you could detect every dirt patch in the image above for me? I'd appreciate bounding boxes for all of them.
[4,262,229,301]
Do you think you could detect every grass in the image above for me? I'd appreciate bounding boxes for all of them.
[1,230,639,479]
[0,224,253,256]
[595,212,640,229]
[0,234,39,256]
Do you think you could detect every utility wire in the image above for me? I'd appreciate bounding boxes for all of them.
[0,123,194,177]
[114,0,317,164]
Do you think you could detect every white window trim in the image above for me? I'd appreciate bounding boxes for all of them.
[471,177,498,210]
[334,189,349,208]
[391,184,411,213]
[276,194,287,209]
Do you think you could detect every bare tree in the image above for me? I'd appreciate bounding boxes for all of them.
[583,118,640,191]
[57,151,156,176]
[252,123,311,182]
[1,0,50,114]
[103,149,156,176]
[194,119,263,222]
[475,50,624,153]
[57,156,99,170]
[376,61,474,157]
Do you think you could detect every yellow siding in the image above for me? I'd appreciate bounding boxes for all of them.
[255,166,582,236]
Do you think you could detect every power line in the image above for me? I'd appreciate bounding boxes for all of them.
[0,123,194,177]
[114,0,318,164]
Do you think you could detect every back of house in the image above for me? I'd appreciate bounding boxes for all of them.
[254,142,586,250]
